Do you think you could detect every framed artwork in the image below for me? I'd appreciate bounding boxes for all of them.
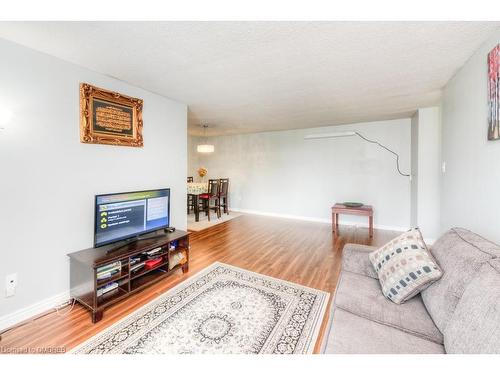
[80,83,143,147]
[488,44,500,141]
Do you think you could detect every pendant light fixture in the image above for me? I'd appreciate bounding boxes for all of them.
[197,124,215,153]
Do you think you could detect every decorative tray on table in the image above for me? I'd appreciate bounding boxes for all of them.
[342,202,364,208]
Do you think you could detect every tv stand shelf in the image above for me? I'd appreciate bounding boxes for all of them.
[68,230,189,323]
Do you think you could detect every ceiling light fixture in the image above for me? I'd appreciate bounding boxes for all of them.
[197,124,215,153]
[304,131,410,177]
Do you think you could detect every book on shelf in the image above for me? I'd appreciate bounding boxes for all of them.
[97,261,122,274]
[97,268,120,281]
[97,281,119,297]
[130,261,146,273]
[97,262,122,280]
[130,257,143,266]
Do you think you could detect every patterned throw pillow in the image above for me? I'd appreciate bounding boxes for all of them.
[369,228,443,304]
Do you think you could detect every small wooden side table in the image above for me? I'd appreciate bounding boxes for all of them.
[331,203,374,238]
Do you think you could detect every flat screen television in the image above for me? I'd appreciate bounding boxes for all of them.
[94,188,170,247]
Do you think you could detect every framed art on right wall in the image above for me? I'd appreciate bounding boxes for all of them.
[488,44,500,140]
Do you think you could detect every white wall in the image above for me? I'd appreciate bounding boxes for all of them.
[188,135,200,179]
[410,112,419,227]
[0,39,187,322]
[190,119,412,230]
[410,107,442,241]
[441,30,500,243]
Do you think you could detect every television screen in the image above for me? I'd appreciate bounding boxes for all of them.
[94,188,170,247]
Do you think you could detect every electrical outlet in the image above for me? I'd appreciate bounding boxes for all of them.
[442,161,446,173]
[5,273,17,298]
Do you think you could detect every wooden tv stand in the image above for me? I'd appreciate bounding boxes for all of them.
[68,230,190,323]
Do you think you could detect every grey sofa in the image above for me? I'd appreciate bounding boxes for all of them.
[322,227,500,354]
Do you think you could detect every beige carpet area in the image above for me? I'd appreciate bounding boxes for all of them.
[187,211,243,232]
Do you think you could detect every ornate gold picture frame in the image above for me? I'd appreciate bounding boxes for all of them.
[80,83,143,147]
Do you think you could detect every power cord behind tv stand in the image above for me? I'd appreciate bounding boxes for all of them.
[0,298,76,342]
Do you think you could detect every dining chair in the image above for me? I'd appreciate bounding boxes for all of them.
[187,176,194,213]
[218,178,229,215]
[187,194,195,214]
[199,179,221,221]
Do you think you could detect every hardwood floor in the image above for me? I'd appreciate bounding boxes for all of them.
[0,214,401,354]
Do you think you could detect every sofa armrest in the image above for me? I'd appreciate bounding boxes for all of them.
[341,243,378,279]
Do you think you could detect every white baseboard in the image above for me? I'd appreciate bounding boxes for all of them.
[0,290,71,332]
[230,208,408,232]
[232,208,331,224]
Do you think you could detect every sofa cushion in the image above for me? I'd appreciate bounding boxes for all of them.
[369,228,442,304]
[421,228,500,332]
[342,243,378,279]
[335,270,443,344]
[444,259,500,353]
[323,308,444,354]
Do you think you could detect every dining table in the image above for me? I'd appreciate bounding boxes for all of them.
[187,182,208,222]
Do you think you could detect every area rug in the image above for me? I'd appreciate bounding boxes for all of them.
[71,262,329,354]
[187,211,242,232]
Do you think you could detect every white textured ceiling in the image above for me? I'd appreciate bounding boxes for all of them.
[0,21,499,136]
